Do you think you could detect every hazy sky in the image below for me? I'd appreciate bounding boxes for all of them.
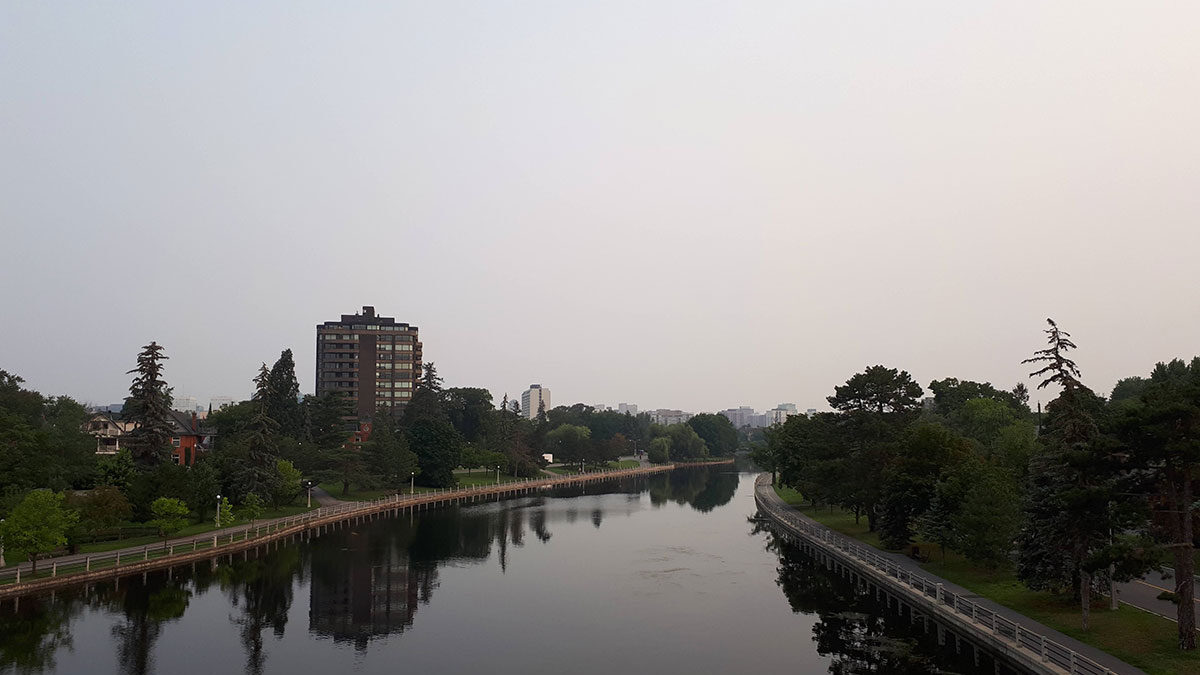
[3,2,1199,413]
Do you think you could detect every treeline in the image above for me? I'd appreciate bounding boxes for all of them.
[539,405,739,466]
[0,341,741,568]
[757,319,1200,650]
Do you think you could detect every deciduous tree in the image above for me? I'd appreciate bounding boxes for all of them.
[1,491,78,573]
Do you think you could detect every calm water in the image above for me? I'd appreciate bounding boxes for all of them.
[0,466,985,674]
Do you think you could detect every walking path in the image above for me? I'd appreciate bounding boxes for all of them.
[1,460,733,592]
[309,485,342,507]
[756,475,1143,675]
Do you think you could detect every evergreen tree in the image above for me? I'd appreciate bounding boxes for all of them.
[364,412,419,491]
[1017,319,1127,631]
[406,417,462,487]
[241,364,281,498]
[1116,357,1200,649]
[265,349,301,431]
[124,342,174,468]
[827,366,924,531]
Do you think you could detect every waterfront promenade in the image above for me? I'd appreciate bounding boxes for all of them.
[0,460,732,598]
[755,474,1142,675]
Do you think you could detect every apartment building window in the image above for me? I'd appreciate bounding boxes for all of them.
[171,438,181,447]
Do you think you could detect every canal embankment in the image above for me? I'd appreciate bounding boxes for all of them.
[754,474,1142,675]
[0,460,732,598]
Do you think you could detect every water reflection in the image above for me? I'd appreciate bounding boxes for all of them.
[0,466,744,674]
[758,523,1000,675]
[0,596,76,673]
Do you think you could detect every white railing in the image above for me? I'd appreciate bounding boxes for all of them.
[754,476,1114,675]
[0,463,692,588]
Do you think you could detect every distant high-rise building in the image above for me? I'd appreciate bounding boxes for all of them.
[617,403,638,415]
[173,395,200,413]
[806,408,817,418]
[720,406,758,429]
[766,406,796,426]
[649,409,692,425]
[592,404,609,412]
[521,385,550,420]
[316,306,423,419]
[209,396,235,411]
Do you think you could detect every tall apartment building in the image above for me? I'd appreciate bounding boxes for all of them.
[316,306,423,419]
[521,384,550,420]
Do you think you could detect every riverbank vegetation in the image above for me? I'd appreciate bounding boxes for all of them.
[775,484,1199,674]
[0,341,739,565]
[758,318,1200,656]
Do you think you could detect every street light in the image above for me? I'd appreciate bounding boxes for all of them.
[495,465,500,485]
[0,518,5,568]
[216,494,222,527]
[410,471,415,495]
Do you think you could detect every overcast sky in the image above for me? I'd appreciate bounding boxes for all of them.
[3,2,1199,413]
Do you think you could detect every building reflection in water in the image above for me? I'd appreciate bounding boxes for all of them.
[0,466,738,672]
[308,530,435,651]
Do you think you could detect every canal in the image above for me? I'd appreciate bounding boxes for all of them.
[0,465,999,674]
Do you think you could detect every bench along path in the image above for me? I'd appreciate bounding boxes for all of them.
[0,460,732,597]
[755,474,1143,675]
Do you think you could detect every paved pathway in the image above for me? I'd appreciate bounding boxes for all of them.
[310,485,342,507]
[1117,570,1200,625]
[757,477,1145,675]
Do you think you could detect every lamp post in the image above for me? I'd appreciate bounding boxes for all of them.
[215,495,222,527]
[495,465,500,485]
[410,472,415,495]
[0,518,5,568]
[307,483,313,508]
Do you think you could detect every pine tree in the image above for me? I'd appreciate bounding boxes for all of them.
[241,364,282,497]
[1017,319,1120,631]
[1117,357,1200,649]
[536,398,548,425]
[125,342,174,467]
[265,349,301,431]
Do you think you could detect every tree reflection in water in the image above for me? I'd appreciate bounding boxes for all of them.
[0,595,77,673]
[647,465,739,511]
[109,575,192,675]
[0,467,746,673]
[218,546,301,675]
[762,526,947,675]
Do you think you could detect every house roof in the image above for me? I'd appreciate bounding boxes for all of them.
[166,409,215,436]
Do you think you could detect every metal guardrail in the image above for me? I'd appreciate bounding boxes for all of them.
[0,463,705,589]
[754,476,1114,675]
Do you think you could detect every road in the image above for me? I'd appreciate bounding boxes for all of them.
[1117,569,1200,626]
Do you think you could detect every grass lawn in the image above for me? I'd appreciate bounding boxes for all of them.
[79,502,320,553]
[545,461,636,475]
[456,472,526,488]
[318,482,396,502]
[772,485,1200,675]
[0,502,322,563]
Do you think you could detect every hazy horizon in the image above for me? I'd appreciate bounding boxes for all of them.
[4,2,1199,413]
